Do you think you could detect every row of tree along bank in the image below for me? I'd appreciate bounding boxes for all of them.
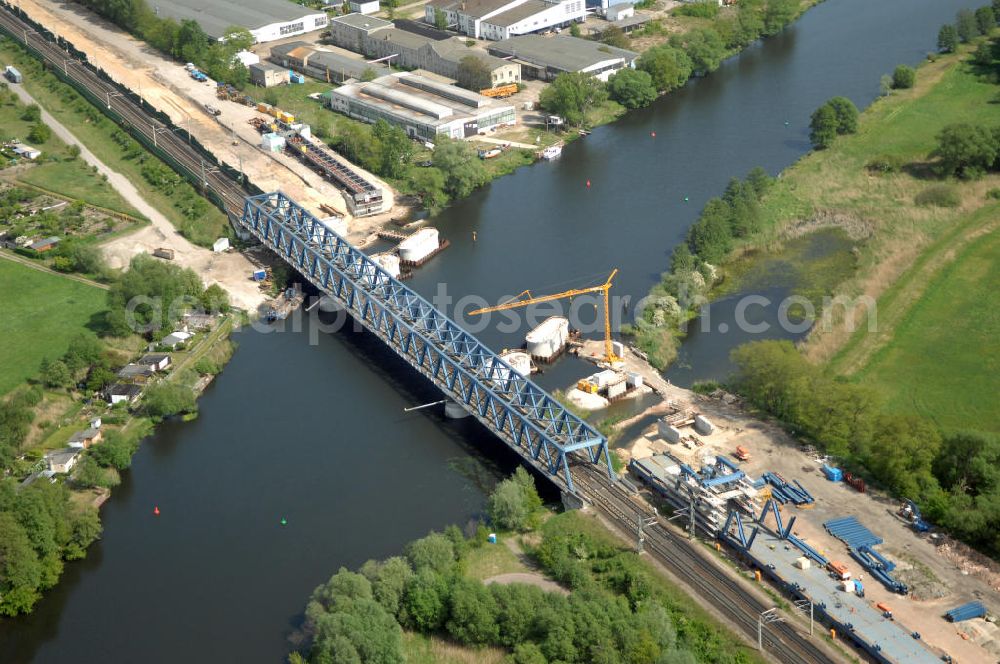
[0,255,236,616]
[291,468,763,664]
[630,19,1000,558]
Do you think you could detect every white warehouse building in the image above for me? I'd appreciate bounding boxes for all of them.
[148,0,328,43]
[329,72,516,142]
[426,0,586,40]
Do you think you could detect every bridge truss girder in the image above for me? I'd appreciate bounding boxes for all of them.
[239,192,614,493]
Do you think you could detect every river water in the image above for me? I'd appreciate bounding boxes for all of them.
[0,0,977,660]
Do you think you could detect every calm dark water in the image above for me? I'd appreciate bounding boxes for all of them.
[0,0,978,660]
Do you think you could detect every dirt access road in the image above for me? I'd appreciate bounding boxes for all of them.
[7,79,266,310]
[17,0,400,242]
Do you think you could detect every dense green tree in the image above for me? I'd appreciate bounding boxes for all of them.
[488,466,542,531]
[431,138,489,198]
[372,119,413,179]
[976,6,996,34]
[63,333,104,374]
[446,578,499,644]
[892,64,915,89]
[90,431,139,470]
[406,167,448,209]
[73,455,117,489]
[670,243,695,273]
[745,165,773,199]
[143,382,197,420]
[935,122,1000,178]
[54,240,105,276]
[687,198,732,263]
[456,55,493,91]
[27,123,51,144]
[607,68,657,109]
[763,0,797,36]
[670,27,725,75]
[40,359,72,389]
[509,642,547,664]
[405,532,455,574]
[826,96,859,134]
[491,583,545,647]
[638,45,693,92]
[106,254,204,336]
[399,570,449,631]
[956,8,981,42]
[938,23,959,52]
[539,71,608,126]
[65,507,102,560]
[85,364,116,393]
[199,283,230,314]
[0,512,42,616]
[367,556,412,617]
[21,103,41,122]
[809,102,838,149]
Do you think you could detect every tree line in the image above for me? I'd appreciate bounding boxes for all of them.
[622,167,773,369]
[937,3,998,54]
[730,340,1000,557]
[74,0,254,87]
[0,477,102,616]
[540,0,803,123]
[292,468,753,664]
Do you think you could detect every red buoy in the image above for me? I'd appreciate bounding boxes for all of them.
[586,180,591,188]
[651,131,656,137]
[153,506,160,516]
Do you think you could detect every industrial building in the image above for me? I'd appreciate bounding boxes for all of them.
[349,0,380,14]
[425,0,586,40]
[145,0,328,43]
[249,61,289,87]
[486,34,638,81]
[328,72,516,142]
[269,41,389,83]
[327,14,520,87]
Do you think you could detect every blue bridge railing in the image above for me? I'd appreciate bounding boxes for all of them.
[239,192,614,492]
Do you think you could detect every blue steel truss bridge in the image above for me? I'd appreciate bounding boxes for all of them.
[239,192,615,493]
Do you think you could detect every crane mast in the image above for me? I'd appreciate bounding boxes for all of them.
[468,270,621,364]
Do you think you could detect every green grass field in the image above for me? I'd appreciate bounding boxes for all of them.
[17,160,140,215]
[0,259,107,394]
[0,86,141,216]
[720,42,1000,432]
[855,222,1000,433]
[0,39,229,246]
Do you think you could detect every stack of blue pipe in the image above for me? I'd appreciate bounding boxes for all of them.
[825,516,908,594]
[762,472,815,505]
[945,601,986,622]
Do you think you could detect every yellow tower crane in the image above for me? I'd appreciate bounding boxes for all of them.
[468,269,621,364]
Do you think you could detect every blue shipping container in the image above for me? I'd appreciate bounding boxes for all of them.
[252,269,267,281]
[822,465,843,482]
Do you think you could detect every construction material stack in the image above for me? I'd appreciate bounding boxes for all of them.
[629,453,758,536]
[945,601,987,622]
[762,472,815,506]
[824,516,908,595]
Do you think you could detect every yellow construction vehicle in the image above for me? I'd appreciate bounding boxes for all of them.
[469,269,621,364]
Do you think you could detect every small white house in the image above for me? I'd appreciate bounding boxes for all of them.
[349,0,380,14]
[161,330,193,348]
[138,353,171,371]
[47,448,82,474]
[12,144,41,160]
[605,3,634,21]
[213,237,230,253]
[107,383,142,405]
[234,50,260,67]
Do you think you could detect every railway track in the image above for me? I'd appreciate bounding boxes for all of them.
[0,5,838,660]
[0,2,249,218]
[573,464,837,664]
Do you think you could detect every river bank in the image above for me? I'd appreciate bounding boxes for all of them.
[2,0,983,659]
[632,28,1000,385]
